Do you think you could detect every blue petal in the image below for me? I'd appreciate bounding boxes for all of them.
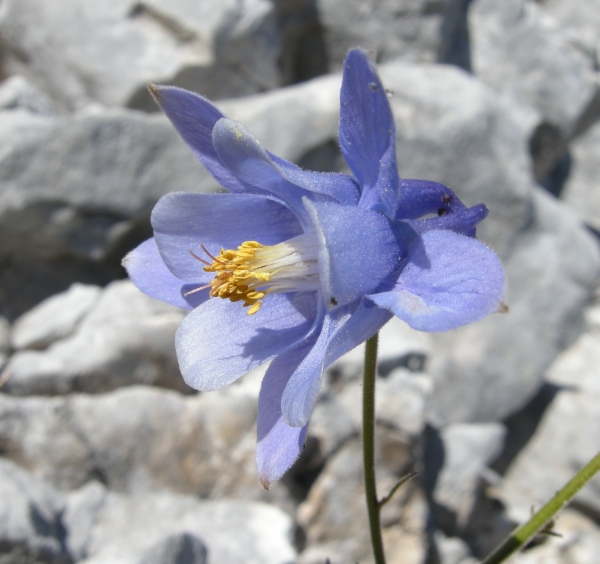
[280,298,394,428]
[176,292,318,391]
[152,192,302,282]
[408,204,488,238]
[271,155,361,206]
[280,307,348,427]
[149,85,255,194]
[323,298,393,365]
[256,338,315,488]
[122,238,208,310]
[305,200,414,308]
[212,118,322,225]
[339,49,399,216]
[369,230,505,332]
[396,179,468,220]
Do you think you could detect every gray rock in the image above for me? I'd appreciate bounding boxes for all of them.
[4,280,188,395]
[536,0,600,64]
[73,491,295,564]
[297,434,424,564]
[0,0,280,112]
[0,75,57,115]
[306,393,357,464]
[306,367,431,486]
[434,532,476,564]
[139,533,208,564]
[561,121,600,231]
[0,458,69,564]
[0,384,266,499]
[546,320,600,395]
[428,189,600,425]
[11,283,102,351]
[0,316,10,356]
[0,108,218,319]
[336,369,433,439]
[433,423,505,524]
[63,482,108,562]
[317,0,449,70]
[377,371,433,437]
[470,0,599,137]
[325,315,432,387]
[584,298,600,331]
[500,329,600,519]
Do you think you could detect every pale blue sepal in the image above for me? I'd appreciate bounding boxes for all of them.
[256,338,315,489]
[175,292,317,391]
[369,230,505,332]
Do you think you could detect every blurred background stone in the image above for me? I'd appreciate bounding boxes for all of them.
[0,458,70,564]
[469,0,600,193]
[1,0,600,562]
[11,283,101,351]
[4,281,188,395]
[0,0,281,112]
[561,121,600,232]
[0,108,219,319]
[317,0,448,69]
[66,489,296,564]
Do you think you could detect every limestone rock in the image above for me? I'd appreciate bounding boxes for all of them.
[5,280,188,395]
[428,189,600,424]
[317,0,449,70]
[433,423,505,524]
[0,75,57,115]
[374,61,600,424]
[11,283,101,351]
[0,458,69,564]
[0,385,257,495]
[0,108,218,318]
[298,433,424,563]
[561,121,600,232]
[138,533,208,564]
[75,491,296,564]
[61,480,294,564]
[470,0,599,136]
[500,326,600,519]
[0,0,280,112]
[536,0,600,64]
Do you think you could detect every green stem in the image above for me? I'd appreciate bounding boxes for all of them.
[379,472,418,508]
[363,333,386,564]
[482,450,600,564]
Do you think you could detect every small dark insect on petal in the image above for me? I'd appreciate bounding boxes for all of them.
[442,194,452,204]
[330,297,338,306]
[385,88,394,97]
[368,82,378,91]
[438,208,449,216]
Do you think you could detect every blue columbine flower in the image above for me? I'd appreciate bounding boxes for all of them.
[123,49,505,488]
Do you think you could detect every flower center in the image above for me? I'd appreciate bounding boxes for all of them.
[199,233,320,315]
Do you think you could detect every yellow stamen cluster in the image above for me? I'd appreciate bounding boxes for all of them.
[204,241,269,315]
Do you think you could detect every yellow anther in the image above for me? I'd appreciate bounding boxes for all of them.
[202,241,269,314]
[247,302,261,315]
[196,233,320,316]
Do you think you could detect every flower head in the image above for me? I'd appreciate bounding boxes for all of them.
[123,49,505,488]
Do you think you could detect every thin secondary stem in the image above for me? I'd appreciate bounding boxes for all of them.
[482,450,600,564]
[363,333,386,564]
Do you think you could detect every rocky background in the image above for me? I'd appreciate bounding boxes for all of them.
[0,0,599,563]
